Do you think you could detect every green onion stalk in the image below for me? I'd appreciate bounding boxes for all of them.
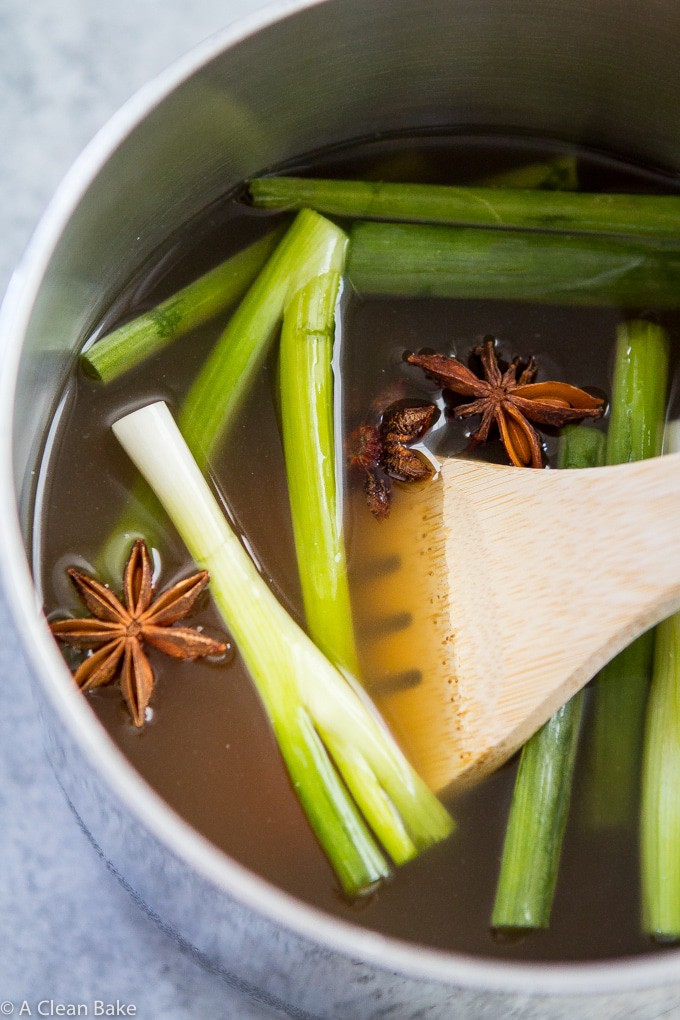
[346,222,680,307]
[179,209,347,469]
[479,155,578,190]
[249,179,680,240]
[278,246,360,676]
[641,420,680,941]
[112,400,454,898]
[491,425,605,931]
[100,210,343,575]
[585,319,670,830]
[82,229,282,384]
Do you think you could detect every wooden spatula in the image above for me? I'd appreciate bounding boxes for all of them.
[354,452,680,795]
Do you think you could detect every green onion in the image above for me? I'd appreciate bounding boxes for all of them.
[346,222,680,307]
[491,425,604,931]
[604,320,670,466]
[82,230,282,384]
[641,612,680,940]
[179,209,347,471]
[249,179,680,240]
[112,401,454,897]
[279,252,360,675]
[479,155,578,190]
[557,423,606,470]
[641,422,680,941]
[585,320,669,830]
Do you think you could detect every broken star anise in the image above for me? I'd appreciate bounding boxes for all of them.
[407,338,604,468]
[49,539,227,727]
[380,403,439,482]
[347,402,438,519]
[346,421,392,520]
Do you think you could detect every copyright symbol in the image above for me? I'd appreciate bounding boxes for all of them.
[0,1003,14,1015]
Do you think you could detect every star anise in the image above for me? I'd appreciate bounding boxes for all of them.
[49,539,227,726]
[407,338,604,468]
[347,402,438,519]
[347,422,392,520]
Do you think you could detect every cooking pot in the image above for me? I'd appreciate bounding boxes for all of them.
[1,0,680,1016]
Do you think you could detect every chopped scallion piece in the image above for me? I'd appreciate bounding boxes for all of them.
[347,222,680,307]
[479,155,578,190]
[585,319,669,830]
[279,251,360,675]
[82,229,282,383]
[249,177,680,238]
[641,420,680,942]
[491,425,603,931]
[180,209,348,470]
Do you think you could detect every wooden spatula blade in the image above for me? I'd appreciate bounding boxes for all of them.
[357,452,680,794]
[436,451,680,789]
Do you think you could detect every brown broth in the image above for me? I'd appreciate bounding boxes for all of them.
[36,132,680,961]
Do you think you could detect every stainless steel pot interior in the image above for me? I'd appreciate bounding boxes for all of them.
[3,0,680,1016]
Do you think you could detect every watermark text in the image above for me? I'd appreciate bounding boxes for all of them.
[0,1003,136,1017]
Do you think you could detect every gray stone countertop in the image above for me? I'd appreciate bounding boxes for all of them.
[0,2,284,1017]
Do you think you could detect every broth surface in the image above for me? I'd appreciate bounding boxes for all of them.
[37,133,680,961]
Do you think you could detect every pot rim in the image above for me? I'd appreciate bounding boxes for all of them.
[1,0,678,998]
